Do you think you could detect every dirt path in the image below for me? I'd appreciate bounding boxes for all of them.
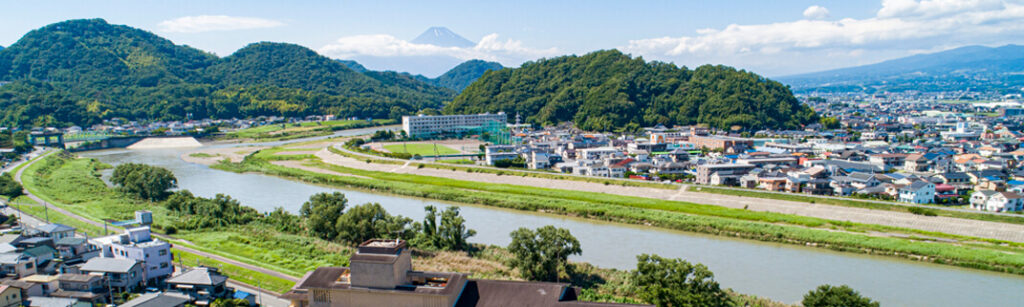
[315,148,1024,243]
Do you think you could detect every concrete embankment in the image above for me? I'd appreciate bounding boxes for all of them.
[126,137,202,149]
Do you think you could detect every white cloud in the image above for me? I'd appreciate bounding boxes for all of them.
[803,5,831,20]
[623,0,1024,75]
[317,33,559,66]
[158,15,284,33]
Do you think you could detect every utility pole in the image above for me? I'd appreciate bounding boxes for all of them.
[44,202,49,223]
[258,280,263,306]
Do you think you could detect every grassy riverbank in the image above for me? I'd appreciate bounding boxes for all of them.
[214,146,1024,276]
[18,152,792,305]
[223,119,394,142]
[696,186,1024,226]
[335,145,676,190]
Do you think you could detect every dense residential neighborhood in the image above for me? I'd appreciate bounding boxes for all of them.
[0,212,255,306]
[463,98,1024,211]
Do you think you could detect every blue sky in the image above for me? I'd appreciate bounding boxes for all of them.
[2,0,1023,77]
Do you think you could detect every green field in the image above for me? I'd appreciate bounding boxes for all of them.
[226,119,393,141]
[382,143,461,156]
[174,249,295,294]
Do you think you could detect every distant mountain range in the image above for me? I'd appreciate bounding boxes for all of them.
[411,26,475,48]
[339,58,503,92]
[0,19,455,127]
[346,27,480,77]
[779,45,1024,94]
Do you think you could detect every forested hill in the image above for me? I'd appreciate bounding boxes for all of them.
[445,50,817,131]
[340,58,502,91]
[416,59,503,91]
[0,19,454,127]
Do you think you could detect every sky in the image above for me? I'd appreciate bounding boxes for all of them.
[2,0,1023,77]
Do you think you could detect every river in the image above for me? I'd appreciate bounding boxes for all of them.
[79,129,1024,306]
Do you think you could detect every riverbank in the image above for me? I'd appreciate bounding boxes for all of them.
[221,119,394,142]
[341,141,1024,229]
[18,150,789,306]
[208,142,1024,277]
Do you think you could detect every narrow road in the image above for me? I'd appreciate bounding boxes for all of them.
[8,149,296,306]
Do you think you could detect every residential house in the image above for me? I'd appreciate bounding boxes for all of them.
[165,267,230,304]
[0,253,37,278]
[119,292,191,307]
[484,145,518,166]
[53,238,98,264]
[89,227,173,285]
[899,181,936,204]
[23,296,89,307]
[31,225,74,242]
[18,275,58,296]
[1,279,44,298]
[971,191,1024,212]
[696,164,756,185]
[49,274,107,305]
[0,285,21,307]
[869,154,907,171]
[78,258,144,292]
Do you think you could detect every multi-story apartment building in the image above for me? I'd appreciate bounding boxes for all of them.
[89,227,173,286]
[402,113,507,138]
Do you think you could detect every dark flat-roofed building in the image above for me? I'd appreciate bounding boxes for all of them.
[286,239,649,307]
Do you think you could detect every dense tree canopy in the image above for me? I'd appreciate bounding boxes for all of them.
[0,19,454,127]
[0,173,23,199]
[506,226,582,282]
[300,192,348,240]
[164,191,259,229]
[411,206,476,251]
[335,203,413,245]
[445,50,817,131]
[110,163,177,201]
[632,254,730,307]
[802,285,880,307]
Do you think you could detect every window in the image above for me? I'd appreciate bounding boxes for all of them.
[159,249,168,256]
[160,262,169,268]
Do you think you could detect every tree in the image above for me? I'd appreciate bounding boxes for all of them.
[300,192,348,240]
[632,254,730,307]
[265,207,304,234]
[413,206,476,251]
[335,203,412,244]
[110,163,177,201]
[819,116,841,129]
[802,285,879,307]
[0,173,24,199]
[211,298,253,307]
[506,226,581,281]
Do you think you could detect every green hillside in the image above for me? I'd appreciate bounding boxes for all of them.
[416,59,504,91]
[445,50,816,131]
[0,19,455,127]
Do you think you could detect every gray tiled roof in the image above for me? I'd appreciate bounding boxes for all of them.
[80,257,138,273]
[166,267,228,286]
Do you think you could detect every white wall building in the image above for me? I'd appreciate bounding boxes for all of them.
[402,113,506,138]
[89,227,173,286]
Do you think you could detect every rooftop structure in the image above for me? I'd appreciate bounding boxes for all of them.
[286,239,647,307]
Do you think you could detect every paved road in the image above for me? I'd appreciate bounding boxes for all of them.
[325,146,1024,242]
[6,149,295,307]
